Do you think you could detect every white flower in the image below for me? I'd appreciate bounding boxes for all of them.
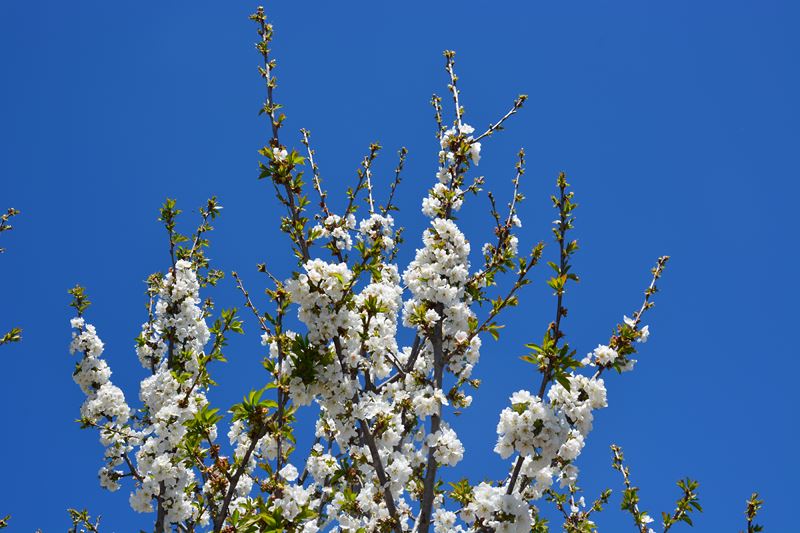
[424,309,441,326]
[469,141,481,165]
[639,324,650,343]
[591,344,618,366]
[428,426,464,467]
[279,463,299,482]
[458,123,475,135]
[272,147,288,161]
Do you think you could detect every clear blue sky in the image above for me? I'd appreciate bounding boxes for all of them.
[1,1,797,531]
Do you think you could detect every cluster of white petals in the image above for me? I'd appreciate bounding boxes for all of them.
[489,373,608,529]
[359,213,396,251]
[70,317,135,493]
[402,218,478,380]
[441,124,481,167]
[495,390,568,461]
[423,123,479,218]
[587,344,619,366]
[427,425,464,467]
[129,260,212,525]
[462,482,533,532]
[548,374,607,436]
[312,213,357,251]
[286,259,354,345]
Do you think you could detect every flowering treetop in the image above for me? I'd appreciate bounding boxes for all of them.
[50,6,764,533]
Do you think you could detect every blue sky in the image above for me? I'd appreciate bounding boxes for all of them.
[1,1,798,530]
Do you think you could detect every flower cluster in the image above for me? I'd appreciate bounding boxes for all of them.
[494,390,568,461]
[286,259,354,345]
[491,373,608,523]
[358,213,396,251]
[422,123,479,218]
[402,217,480,380]
[354,264,403,379]
[129,260,213,524]
[441,124,481,167]
[70,317,134,493]
[427,425,465,467]
[70,260,216,526]
[548,374,607,436]
[312,213,357,251]
[462,483,533,532]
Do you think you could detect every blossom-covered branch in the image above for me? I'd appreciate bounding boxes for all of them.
[59,6,763,533]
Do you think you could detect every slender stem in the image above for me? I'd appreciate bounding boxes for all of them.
[418,304,444,533]
[365,160,375,214]
[232,271,272,335]
[123,453,143,483]
[300,128,332,219]
[212,424,267,532]
[611,445,648,533]
[188,206,213,259]
[430,94,444,140]
[275,306,286,473]
[473,95,527,143]
[297,436,322,485]
[358,419,403,533]
[375,334,422,392]
[444,51,462,128]
[629,256,670,328]
[507,178,571,495]
[255,9,310,262]
[383,147,408,215]
[466,150,526,292]
[468,248,541,345]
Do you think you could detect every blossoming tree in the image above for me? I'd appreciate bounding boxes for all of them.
[60,7,763,533]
